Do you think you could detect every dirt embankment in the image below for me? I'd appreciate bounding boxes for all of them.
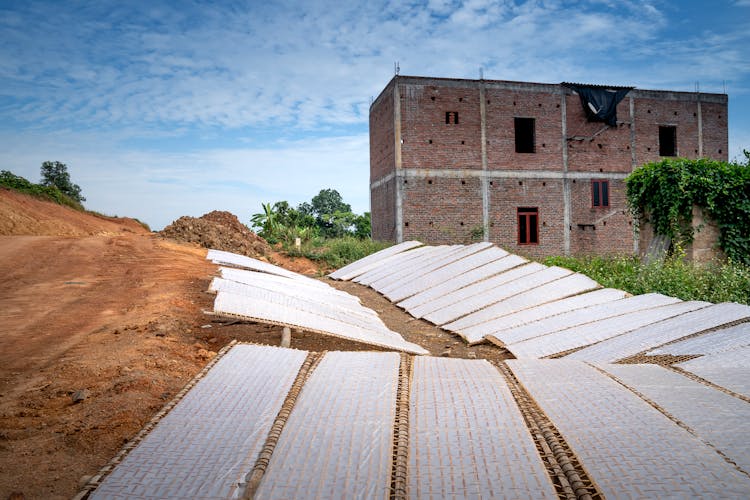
[0,190,222,498]
[0,188,147,237]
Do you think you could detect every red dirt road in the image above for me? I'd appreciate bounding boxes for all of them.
[0,190,222,498]
[0,233,218,499]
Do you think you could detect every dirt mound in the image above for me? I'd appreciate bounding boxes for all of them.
[159,210,270,258]
[0,188,149,236]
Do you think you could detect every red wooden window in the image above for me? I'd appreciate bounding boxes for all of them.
[445,111,459,124]
[592,180,609,207]
[517,207,539,245]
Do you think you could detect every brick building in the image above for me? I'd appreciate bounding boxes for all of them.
[369,75,728,258]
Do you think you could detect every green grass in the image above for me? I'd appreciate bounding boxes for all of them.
[544,254,750,305]
[1,170,84,211]
[286,236,392,269]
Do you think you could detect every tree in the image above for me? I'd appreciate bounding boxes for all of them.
[353,212,371,239]
[310,189,351,218]
[40,161,85,203]
[273,201,316,230]
[250,202,279,239]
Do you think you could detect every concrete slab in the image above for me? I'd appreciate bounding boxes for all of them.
[601,363,750,474]
[567,302,750,363]
[90,345,307,500]
[413,262,544,321]
[329,240,423,280]
[491,293,680,347]
[255,352,399,499]
[508,359,750,498]
[507,301,709,359]
[648,322,750,356]
[410,357,556,499]
[384,245,507,303]
[677,346,750,398]
[424,266,572,330]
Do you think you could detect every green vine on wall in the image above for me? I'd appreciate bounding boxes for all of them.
[626,154,750,264]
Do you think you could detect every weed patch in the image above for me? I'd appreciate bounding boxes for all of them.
[544,254,750,305]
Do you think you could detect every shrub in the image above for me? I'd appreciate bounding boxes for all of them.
[626,157,750,264]
[544,254,750,305]
[287,236,391,269]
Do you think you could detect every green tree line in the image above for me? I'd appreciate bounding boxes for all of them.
[251,188,370,244]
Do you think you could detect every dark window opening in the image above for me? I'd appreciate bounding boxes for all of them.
[659,126,676,156]
[518,207,539,245]
[446,111,459,124]
[592,180,609,207]
[515,117,535,153]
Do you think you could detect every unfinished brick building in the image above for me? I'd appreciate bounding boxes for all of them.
[370,75,728,258]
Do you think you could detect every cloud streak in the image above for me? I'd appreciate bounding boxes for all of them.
[1,0,748,229]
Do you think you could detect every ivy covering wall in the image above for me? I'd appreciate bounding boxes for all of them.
[626,155,750,264]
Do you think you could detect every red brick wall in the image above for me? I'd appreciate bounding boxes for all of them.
[369,76,729,257]
[400,83,483,169]
[569,178,634,255]
[370,83,395,182]
[701,102,729,160]
[401,175,483,243]
[633,95,707,165]
[488,178,566,259]
[567,95,633,173]
[371,177,397,242]
[486,87,563,171]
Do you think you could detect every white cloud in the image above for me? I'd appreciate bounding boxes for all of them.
[0,129,369,230]
[0,1,673,130]
[2,0,743,133]
[1,0,749,230]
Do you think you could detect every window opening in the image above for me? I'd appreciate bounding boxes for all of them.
[515,117,535,153]
[592,180,609,207]
[659,126,676,156]
[445,111,459,124]
[518,207,539,245]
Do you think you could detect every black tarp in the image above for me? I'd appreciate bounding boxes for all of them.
[562,83,633,126]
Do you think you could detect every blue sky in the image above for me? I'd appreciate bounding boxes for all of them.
[1,0,749,230]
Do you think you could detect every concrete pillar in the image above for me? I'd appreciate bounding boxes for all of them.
[561,87,571,256]
[480,82,490,242]
[281,326,291,348]
[697,96,703,157]
[630,94,639,255]
[394,79,404,243]
[629,95,636,169]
